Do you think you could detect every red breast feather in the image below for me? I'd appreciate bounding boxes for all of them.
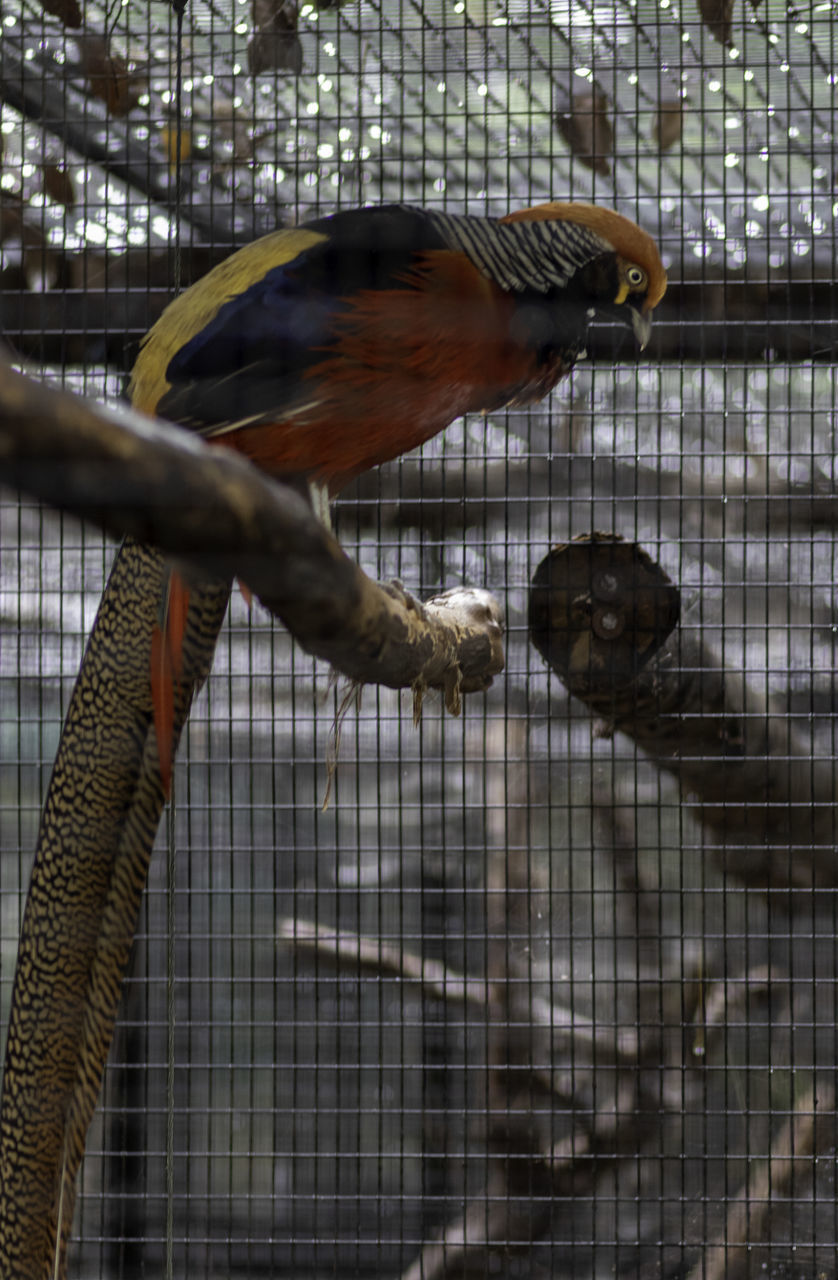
[224,250,565,493]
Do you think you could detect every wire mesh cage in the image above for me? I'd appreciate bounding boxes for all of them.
[1,0,837,1276]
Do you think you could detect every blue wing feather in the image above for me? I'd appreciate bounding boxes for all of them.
[156,205,450,432]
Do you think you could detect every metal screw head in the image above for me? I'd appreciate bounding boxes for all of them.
[591,606,625,640]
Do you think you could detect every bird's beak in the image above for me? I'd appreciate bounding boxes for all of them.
[630,307,653,351]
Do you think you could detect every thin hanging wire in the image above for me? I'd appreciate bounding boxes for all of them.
[166,8,188,1279]
[166,791,177,1280]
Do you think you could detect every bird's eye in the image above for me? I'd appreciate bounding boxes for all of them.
[626,265,647,290]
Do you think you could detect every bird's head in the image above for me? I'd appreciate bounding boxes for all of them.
[501,202,667,350]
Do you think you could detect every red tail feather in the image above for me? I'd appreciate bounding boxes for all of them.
[150,570,191,795]
[165,572,191,682]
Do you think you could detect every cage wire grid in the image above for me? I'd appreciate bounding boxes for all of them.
[0,0,837,1275]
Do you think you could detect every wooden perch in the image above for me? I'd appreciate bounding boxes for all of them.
[529,534,838,891]
[0,355,505,700]
[685,1083,834,1280]
[278,916,634,1060]
[4,251,836,364]
[278,917,492,1006]
[399,1172,514,1280]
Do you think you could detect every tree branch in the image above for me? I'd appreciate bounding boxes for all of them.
[399,1171,514,1280]
[277,917,492,1007]
[277,916,633,1061]
[530,535,838,891]
[684,1084,834,1280]
[0,354,505,700]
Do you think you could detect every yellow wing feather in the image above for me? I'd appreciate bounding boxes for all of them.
[128,227,327,415]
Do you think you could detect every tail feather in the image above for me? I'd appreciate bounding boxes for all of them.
[0,539,231,1280]
[150,569,191,794]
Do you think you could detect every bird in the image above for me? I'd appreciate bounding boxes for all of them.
[128,200,667,789]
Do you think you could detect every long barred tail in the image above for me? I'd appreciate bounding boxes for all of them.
[0,538,230,1280]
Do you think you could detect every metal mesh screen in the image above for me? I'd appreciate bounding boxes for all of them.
[1,0,837,1276]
